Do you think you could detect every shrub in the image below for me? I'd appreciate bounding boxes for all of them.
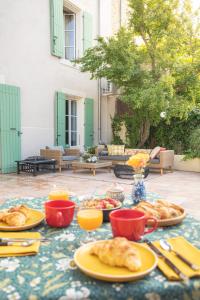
[184,128,200,160]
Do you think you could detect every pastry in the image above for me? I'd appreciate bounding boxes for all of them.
[90,237,141,272]
[133,200,183,220]
[0,211,7,221]
[8,205,30,219]
[2,212,26,226]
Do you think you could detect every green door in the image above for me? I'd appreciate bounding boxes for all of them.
[0,84,21,173]
[84,98,94,149]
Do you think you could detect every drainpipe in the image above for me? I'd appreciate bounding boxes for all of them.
[97,0,101,143]
[119,0,122,27]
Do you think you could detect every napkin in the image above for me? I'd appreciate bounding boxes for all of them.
[152,236,200,280]
[0,232,41,257]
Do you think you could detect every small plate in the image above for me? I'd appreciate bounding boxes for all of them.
[74,240,157,282]
[0,209,45,231]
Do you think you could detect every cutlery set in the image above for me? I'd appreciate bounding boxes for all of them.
[0,237,51,247]
[143,239,200,282]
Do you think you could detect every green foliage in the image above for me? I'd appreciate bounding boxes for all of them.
[77,0,200,146]
[111,115,124,145]
[146,109,200,154]
[184,127,200,159]
[86,146,96,155]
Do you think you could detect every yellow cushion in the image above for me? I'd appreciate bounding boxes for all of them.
[107,145,125,155]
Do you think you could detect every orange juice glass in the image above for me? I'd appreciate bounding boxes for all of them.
[48,190,69,201]
[77,208,103,244]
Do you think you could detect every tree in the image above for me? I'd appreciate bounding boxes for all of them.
[77,0,200,147]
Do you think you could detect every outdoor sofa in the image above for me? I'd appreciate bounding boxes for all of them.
[40,146,80,172]
[95,145,174,175]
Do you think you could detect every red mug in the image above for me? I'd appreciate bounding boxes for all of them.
[44,200,75,227]
[109,209,158,241]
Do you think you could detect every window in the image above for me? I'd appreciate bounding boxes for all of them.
[64,13,76,61]
[65,100,78,146]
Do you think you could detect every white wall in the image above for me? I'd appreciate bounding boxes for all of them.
[0,0,104,158]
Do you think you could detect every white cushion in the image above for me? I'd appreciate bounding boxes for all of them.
[49,145,64,154]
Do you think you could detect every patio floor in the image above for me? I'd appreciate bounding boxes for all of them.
[0,169,199,219]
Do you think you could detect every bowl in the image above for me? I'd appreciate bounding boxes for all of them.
[81,198,122,222]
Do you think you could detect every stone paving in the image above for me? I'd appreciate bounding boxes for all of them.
[0,169,199,219]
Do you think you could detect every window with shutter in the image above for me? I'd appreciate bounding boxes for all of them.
[84,98,94,148]
[83,12,93,52]
[55,92,66,146]
[50,0,64,58]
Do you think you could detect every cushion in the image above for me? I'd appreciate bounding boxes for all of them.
[49,145,65,154]
[99,150,108,157]
[62,156,79,161]
[150,146,161,159]
[137,149,151,154]
[124,149,138,156]
[150,158,160,164]
[100,155,130,161]
[107,145,125,156]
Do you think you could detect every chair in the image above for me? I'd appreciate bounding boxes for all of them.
[40,149,80,172]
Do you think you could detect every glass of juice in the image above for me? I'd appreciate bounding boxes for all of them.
[48,190,69,200]
[77,208,103,244]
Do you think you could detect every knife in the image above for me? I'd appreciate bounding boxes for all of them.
[0,241,34,247]
[0,238,50,243]
[143,239,189,282]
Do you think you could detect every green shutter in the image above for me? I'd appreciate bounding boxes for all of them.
[0,84,21,173]
[83,12,93,52]
[84,98,94,149]
[56,92,66,147]
[50,0,64,58]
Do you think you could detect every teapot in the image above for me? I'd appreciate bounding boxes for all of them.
[106,183,125,203]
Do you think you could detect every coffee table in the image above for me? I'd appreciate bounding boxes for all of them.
[16,159,56,176]
[72,161,112,176]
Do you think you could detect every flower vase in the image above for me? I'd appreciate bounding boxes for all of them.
[131,174,146,205]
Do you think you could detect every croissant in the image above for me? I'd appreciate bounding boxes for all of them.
[0,211,7,221]
[90,237,141,272]
[2,212,26,226]
[8,205,30,219]
[135,205,161,219]
[168,207,182,218]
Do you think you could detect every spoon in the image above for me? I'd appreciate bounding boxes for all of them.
[160,239,200,271]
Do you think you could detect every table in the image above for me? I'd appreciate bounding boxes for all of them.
[16,159,56,176]
[0,194,200,300]
[72,161,112,176]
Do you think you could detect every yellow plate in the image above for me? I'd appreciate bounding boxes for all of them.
[74,240,157,282]
[0,209,45,231]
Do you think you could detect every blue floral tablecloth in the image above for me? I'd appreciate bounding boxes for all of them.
[0,193,200,300]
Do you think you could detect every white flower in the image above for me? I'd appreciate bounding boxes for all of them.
[55,233,76,242]
[145,293,161,300]
[56,258,77,271]
[0,259,20,272]
[39,257,49,262]
[8,292,20,300]
[59,287,90,300]
[71,281,82,288]
[3,285,15,293]
[112,283,124,291]
[30,277,41,287]
[160,111,166,118]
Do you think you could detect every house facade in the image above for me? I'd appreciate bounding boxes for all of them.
[0,0,127,173]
